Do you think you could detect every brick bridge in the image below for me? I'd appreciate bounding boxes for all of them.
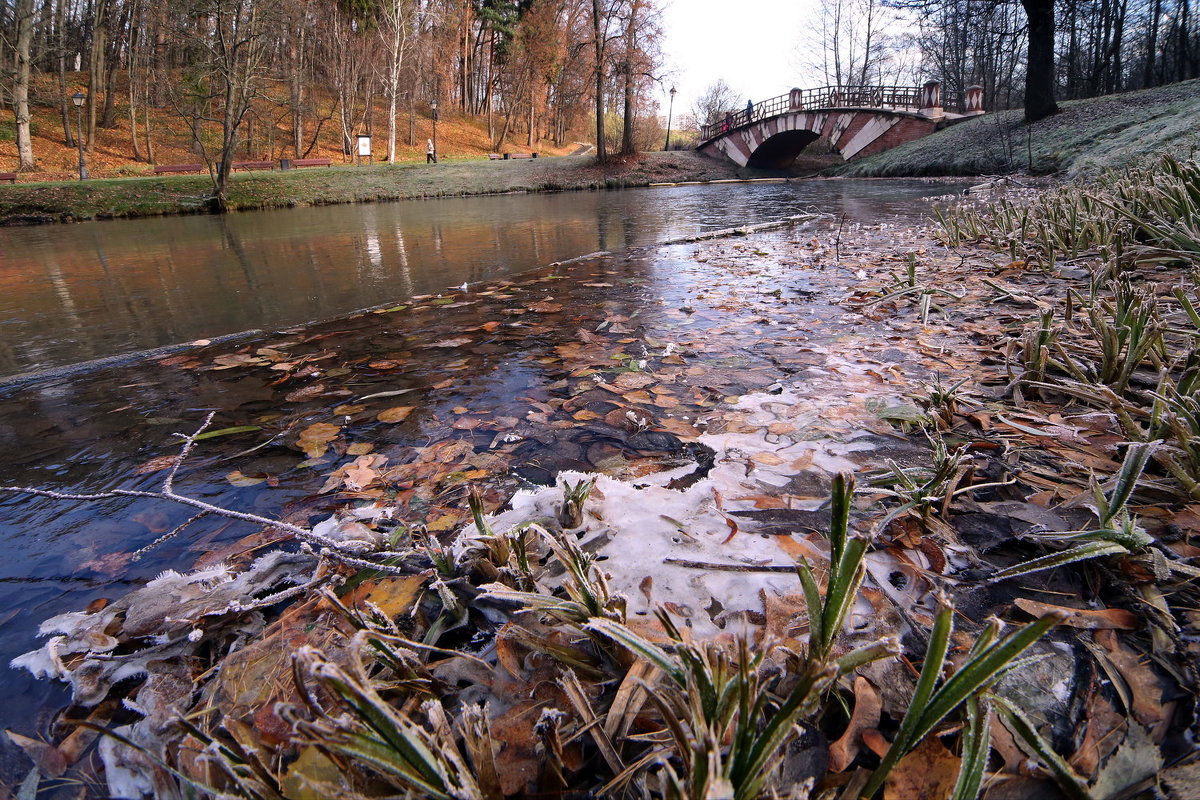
[698,81,984,168]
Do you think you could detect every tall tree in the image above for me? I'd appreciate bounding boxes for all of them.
[9,0,37,169]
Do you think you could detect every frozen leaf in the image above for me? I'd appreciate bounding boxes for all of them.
[528,301,563,313]
[285,384,326,403]
[6,731,68,779]
[429,337,473,348]
[132,455,180,475]
[377,406,416,424]
[333,404,366,416]
[193,425,262,441]
[296,422,341,458]
[751,452,785,466]
[346,442,374,456]
[226,470,266,487]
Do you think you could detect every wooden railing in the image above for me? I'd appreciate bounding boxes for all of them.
[700,84,956,141]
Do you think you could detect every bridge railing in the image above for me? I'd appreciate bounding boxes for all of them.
[699,83,951,141]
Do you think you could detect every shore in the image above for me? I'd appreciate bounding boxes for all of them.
[0,151,840,226]
[5,204,1193,796]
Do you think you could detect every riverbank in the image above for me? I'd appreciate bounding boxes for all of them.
[832,78,1200,178]
[0,151,822,226]
[4,187,1194,795]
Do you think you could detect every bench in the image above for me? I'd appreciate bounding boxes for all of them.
[504,152,537,159]
[487,153,502,160]
[153,163,205,175]
[291,158,331,168]
[0,172,16,184]
[232,160,275,171]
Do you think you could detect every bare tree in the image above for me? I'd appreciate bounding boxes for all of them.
[380,0,417,163]
[692,78,739,127]
[174,0,280,209]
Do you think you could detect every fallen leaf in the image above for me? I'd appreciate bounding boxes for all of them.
[285,384,326,403]
[829,676,883,771]
[132,455,181,475]
[226,470,267,487]
[333,404,366,416]
[377,406,416,424]
[1014,598,1138,630]
[883,735,960,800]
[296,422,341,458]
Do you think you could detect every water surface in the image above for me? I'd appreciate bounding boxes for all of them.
[0,180,962,378]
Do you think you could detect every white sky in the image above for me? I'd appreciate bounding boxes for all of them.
[659,0,817,121]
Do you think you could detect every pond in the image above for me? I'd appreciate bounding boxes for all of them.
[0,178,967,784]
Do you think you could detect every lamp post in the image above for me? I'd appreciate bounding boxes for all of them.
[71,91,87,181]
[430,99,439,164]
[664,86,677,151]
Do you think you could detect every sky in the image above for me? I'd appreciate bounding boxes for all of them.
[658,0,815,122]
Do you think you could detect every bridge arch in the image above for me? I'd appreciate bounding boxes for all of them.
[697,83,984,167]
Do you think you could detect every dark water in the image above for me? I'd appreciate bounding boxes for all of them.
[0,180,962,379]
[0,178,966,785]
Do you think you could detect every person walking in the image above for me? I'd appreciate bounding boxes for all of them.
[426,138,436,164]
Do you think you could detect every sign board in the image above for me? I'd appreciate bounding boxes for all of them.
[356,135,372,157]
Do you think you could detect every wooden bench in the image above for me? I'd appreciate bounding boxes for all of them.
[291,158,331,168]
[504,152,537,159]
[0,172,16,184]
[487,153,502,160]
[153,163,205,175]
[232,160,275,171]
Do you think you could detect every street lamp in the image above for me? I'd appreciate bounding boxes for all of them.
[430,99,439,164]
[664,86,677,151]
[71,91,87,181]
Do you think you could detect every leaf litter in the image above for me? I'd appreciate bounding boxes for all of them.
[5,201,1199,799]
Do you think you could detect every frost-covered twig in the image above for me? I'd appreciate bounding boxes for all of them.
[0,415,409,571]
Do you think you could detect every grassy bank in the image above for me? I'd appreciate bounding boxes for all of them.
[832,78,1200,178]
[0,151,756,225]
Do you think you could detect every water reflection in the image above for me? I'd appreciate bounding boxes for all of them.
[0,180,965,377]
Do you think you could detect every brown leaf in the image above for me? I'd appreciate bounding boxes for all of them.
[1094,629,1165,727]
[6,731,68,778]
[285,383,326,403]
[333,404,366,416]
[528,301,563,313]
[132,454,180,475]
[829,676,883,772]
[1015,598,1139,630]
[377,406,416,424]
[883,735,960,800]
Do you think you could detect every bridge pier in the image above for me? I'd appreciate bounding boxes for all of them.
[966,85,985,114]
[919,80,943,119]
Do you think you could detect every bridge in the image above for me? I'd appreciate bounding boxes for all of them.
[698,81,985,168]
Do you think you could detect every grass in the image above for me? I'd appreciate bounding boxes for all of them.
[0,151,748,225]
[832,78,1200,178]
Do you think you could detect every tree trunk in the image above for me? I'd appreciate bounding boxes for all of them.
[619,0,637,156]
[57,0,73,146]
[86,0,109,153]
[1021,0,1058,122]
[12,0,36,170]
[591,0,607,162]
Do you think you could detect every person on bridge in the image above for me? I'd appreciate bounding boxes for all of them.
[746,99,754,120]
